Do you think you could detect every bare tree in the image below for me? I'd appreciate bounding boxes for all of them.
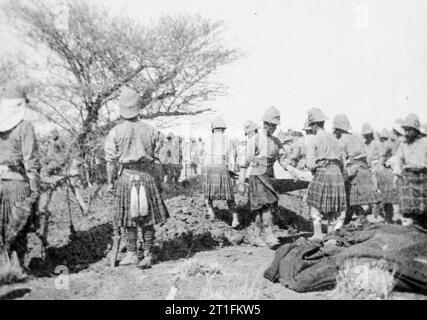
[3,0,243,156]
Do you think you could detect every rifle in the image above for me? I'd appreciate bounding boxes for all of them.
[110,221,122,268]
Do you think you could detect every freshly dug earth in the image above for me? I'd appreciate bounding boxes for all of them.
[0,177,425,300]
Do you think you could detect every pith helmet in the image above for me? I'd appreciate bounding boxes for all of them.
[119,87,140,119]
[243,120,259,135]
[211,116,227,130]
[302,120,311,132]
[261,107,281,125]
[392,118,405,136]
[307,108,328,125]
[361,123,374,135]
[378,128,390,139]
[332,114,351,132]
[401,114,421,132]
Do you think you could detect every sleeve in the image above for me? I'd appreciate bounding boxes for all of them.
[393,144,404,176]
[244,136,256,168]
[20,122,41,194]
[306,137,317,171]
[104,128,119,163]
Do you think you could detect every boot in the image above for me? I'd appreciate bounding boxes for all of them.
[231,213,240,229]
[119,251,139,266]
[252,225,267,247]
[264,226,280,248]
[309,221,325,242]
[138,250,153,270]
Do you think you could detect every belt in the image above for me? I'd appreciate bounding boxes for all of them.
[121,161,153,172]
[317,159,341,168]
[403,167,427,174]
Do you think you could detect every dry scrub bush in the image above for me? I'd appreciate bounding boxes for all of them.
[200,274,261,300]
[335,259,397,300]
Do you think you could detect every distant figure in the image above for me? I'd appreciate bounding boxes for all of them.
[0,84,41,268]
[105,87,169,269]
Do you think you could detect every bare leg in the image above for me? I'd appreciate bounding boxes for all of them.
[309,207,324,242]
[206,199,215,219]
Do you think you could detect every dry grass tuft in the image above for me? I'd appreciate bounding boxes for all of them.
[335,259,397,300]
[200,274,261,300]
[174,258,223,278]
[0,251,27,286]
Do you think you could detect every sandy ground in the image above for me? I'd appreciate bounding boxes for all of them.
[0,177,426,300]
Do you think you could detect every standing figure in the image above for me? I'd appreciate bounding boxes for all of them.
[332,115,380,224]
[393,114,427,228]
[305,108,347,241]
[288,120,315,171]
[159,133,177,184]
[202,117,239,229]
[172,136,183,184]
[105,87,169,269]
[0,84,41,267]
[241,108,296,248]
[376,128,399,222]
[361,123,383,219]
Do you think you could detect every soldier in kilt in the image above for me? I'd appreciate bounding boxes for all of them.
[332,114,381,223]
[239,108,299,248]
[305,108,347,241]
[202,117,239,229]
[393,114,427,228]
[0,84,41,268]
[105,87,169,269]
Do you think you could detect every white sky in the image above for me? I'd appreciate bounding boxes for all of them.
[1,0,427,139]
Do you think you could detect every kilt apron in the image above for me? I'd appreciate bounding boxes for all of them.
[115,169,169,228]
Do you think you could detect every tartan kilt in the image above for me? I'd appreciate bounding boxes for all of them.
[115,169,169,228]
[347,166,380,206]
[307,164,347,213]
[0,180,32,248]
[398,170,427,215]
[248,174,278,212]
[202,166,235,202]
[375,167,398,204]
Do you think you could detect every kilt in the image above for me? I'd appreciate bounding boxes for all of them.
[347,165,380,206]
[248,174,278,212]
[0,180,31,248]
[202,166,235,201]
[375,167,398,204]
[307,164,347,213]
[398,169,427,215]
[115,169,169,228]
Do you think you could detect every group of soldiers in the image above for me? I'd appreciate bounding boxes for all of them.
[1,83,427,272]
